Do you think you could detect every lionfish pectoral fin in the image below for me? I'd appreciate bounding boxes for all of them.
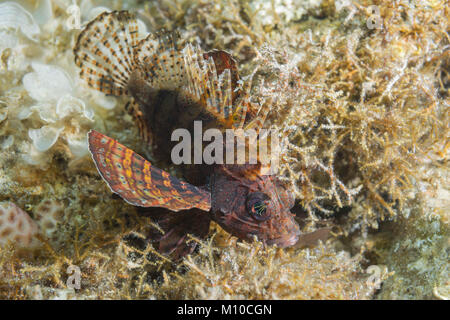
[134,29,187,90]
[74,11,141,96]
[88,130,211,212]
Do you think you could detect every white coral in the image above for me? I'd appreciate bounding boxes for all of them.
[56,94,94,120]
[249,0,312,25]
[21,62,94,160]
[0,135,14,149]
[23,62,73,102]
[66,133,89,158]
[28,125,64,152]
[0,2,40,41]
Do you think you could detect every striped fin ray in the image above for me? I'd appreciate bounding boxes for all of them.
[182,44,247,129]
[203,50,249,129]
[230,81,252,129]
[203,50,240,100]
[88,130,211,211]
[124,98,152,145]
[183,44,205,101]
[134,30,186,90]
[230,100,248,129]
[73,11,140,96]
[244,97,272,135]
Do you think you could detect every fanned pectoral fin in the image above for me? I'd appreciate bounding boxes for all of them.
[73,11,140,96]
[88,130,211,212]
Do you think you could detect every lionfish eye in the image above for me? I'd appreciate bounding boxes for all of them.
[246,193,270,221]
[253,201,266,214]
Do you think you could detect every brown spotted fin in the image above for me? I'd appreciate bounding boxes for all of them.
[124,98,152,145]
[88,130,211,211]
[73,11,140,96]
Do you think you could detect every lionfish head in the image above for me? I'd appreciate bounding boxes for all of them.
[211,164,300,247]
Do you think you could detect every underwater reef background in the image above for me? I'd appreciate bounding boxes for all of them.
[0,0,448,299]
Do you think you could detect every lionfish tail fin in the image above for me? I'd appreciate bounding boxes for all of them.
[88,130,211,211]
[74,11,141,96]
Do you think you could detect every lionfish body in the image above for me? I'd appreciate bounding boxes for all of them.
[75,11,302,259]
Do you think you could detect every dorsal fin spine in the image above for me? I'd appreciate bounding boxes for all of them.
[75,11,257,131]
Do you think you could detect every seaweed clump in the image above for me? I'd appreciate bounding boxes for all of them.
[153,237,379,299]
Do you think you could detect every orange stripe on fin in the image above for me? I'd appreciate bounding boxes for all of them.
[88,130,211,212]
